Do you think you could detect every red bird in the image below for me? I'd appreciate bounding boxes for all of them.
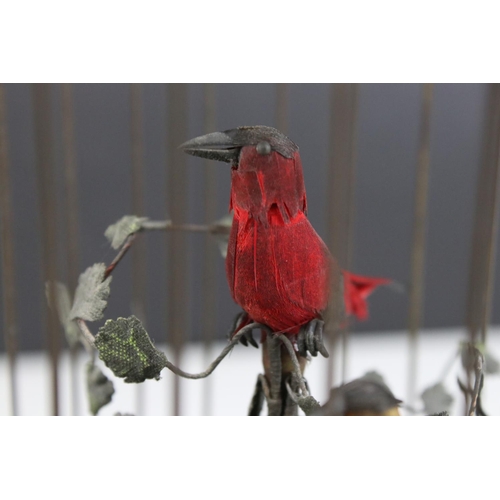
[181,126,387,357]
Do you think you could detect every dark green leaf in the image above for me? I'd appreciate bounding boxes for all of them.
[86,361,115,416]
[69,263,112,322]
[95,315,167,383]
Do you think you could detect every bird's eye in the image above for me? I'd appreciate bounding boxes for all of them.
[256,141,272,156]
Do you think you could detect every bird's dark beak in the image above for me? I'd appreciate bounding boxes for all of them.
[179,131,241,163]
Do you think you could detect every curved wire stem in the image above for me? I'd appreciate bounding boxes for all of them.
[163,323,262,380]
[468,352,484,416]
[277,334,310,396]
[250,331,322,416]
[278,333,321,415]
[76,318,263,381]
[266,334,284,416]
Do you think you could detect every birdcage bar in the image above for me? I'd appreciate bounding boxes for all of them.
[129,83,148,416]
[166,83,189,416]
[276,84,288,135]
[407,83,433,407]
[60,83,81,415]
[200,83,218,416]
[325,83,358,389]
[32,83,61,416]
[0,83,19,416]
[466,84,500,349]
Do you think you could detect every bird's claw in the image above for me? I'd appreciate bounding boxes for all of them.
[239,330,259,348]
[297,318,329,358]
[229,312,259,348]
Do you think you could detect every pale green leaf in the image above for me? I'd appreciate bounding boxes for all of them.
[105,215,149,249]
[421,383,453,415]
[45,281,80,348]
[70,263,112,322]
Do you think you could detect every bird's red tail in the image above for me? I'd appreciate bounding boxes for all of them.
[342,271,391,321]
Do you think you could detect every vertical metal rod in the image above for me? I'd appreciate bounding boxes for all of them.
[32,83,61,416]
[61,83,81,415]
[276,84,288,135]
[166,84,188,416]
[130,83,147,416]
[464,85,500,412]
[325,83,358,390]
[0,84,19,416]
[407,83,433,407]
[466,84,500,345]
[201,83,217,416]
[479,87,500,344]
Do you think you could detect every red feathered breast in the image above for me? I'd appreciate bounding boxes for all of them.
[226,209,333,334]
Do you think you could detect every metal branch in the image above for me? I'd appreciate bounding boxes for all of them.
[140,220,172,230]
[142,219,231,235]
[469,353,484,416]
[102,219,229,282]
[266,334,283,416]
[277,334,310,396]
[259,373,271,400]
[279,334,321,415]
[163,323,260,380]
[104,233,138,279]
[141,220,211,232]
[248,374,265,416]
[76,318,262,382]
[76,319,96,350]
[285,379,299,404]
[284,375,300,416]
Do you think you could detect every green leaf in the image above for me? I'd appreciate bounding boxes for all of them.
[421,383,453,415]
[69,263,112,322]
[86,361,115,416]
[105,215,149,249]
[45,281,80,348]
[94,315,167,383]
[484,350,500,375]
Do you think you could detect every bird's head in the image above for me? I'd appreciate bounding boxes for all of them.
[179,125,298,170]
[180,126,307,219]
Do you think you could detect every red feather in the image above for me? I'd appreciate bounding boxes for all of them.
[342,271,391,320]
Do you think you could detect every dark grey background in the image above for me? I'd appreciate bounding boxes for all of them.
[0,83,498,351]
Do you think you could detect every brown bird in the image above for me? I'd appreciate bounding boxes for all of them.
[312,374,402,416]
